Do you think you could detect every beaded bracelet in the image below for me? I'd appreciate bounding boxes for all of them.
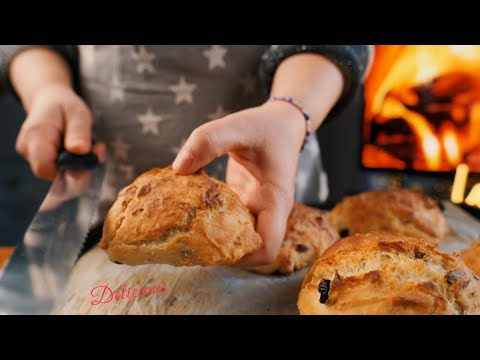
[268,96,312,149]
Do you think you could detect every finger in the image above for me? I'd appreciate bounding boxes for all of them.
[63,103,93,154]
[235,196,293,267]
[43,170,92,211]
[24,128,61,181]
[92,142,107,163]
[225,159,258,206]
[172,115,260,174]
[50,173,67,195]
[64,170,92,197]
[66,169,92,183]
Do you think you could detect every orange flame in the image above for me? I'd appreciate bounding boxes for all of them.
[364,45,480,172]
[379,97,441,170]
[442,125,461,166]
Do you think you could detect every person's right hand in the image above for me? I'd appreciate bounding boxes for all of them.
[15,84,102,181]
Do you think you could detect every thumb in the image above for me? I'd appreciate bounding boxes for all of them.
[172,115,258,174]
[63,104,93,154]
[235,191,293,267]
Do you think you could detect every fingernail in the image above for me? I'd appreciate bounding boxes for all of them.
[69,138,89,151]
[93,143,107,163]
[172,150,193,173]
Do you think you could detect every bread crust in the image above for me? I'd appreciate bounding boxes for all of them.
[250,203,339,275]
[328,189,448,245]
[298,232,480,315]
[461,239,480,277]
[99,167,262,266]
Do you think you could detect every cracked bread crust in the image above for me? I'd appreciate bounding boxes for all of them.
[461,239,480,277]
[249,203,339,275]
[327,189,448,245]
[99,166,262,266]
[297,232,480,315]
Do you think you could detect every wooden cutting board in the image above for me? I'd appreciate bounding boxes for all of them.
[0,247,14,269]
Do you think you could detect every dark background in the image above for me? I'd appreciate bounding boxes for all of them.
[0,89,366,247]
[0,94,50,246]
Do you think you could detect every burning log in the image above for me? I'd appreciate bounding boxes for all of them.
[362,145,406,170]
[365,47,480,173]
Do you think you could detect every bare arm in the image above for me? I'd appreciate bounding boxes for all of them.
[269,53,344,132]
[8,47,99,180]
[9,47,73,111]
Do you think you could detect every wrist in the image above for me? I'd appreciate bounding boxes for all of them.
[27,83,75,111]
[260,100,307,149]
[9,47,74,111]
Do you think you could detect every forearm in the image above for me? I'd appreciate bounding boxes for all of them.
[270,53,344,132]
[9,47,73,111]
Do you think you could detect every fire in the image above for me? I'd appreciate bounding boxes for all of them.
[451,164,469,204]
[451,163,480,208]
[379,96,441,170]
[442,125,460,166]
[363,45,480,172]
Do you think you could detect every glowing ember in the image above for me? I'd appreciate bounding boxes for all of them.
[363,45,480,172]
[451,164,469,204]
[465,184,480,207]
[442,126,461,165]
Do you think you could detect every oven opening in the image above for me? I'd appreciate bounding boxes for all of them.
[363,45,480,173]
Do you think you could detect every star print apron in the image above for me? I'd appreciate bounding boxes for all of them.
[77,45,329,213]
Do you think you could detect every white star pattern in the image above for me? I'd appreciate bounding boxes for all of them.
[239,74,256,95]
[80,45,96,69]
[110,135,130,161]
[169,76,197,105]
[262,45,280,60]
[208,104,230,121]
[132,46,156,74]
[171,137,187,155]
[137,108,164,135]
[203,45,227,70]
[110,75,125,102]
[118,164,136,181]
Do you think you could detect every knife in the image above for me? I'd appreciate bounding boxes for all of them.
[0,150,105,314]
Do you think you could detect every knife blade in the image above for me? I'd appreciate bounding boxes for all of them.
[0,151,105,314]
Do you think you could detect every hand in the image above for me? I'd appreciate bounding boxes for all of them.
[173,101,306,266]
[15,84,105,181]
[39,169,93,212]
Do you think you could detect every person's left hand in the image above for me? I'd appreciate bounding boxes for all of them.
[172,100,306,266]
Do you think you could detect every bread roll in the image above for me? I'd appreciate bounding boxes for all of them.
[100,167,262,266]
[461,239,480,277]
[328,189,448,245]
[250,203,339,275]
[298,232,480,315]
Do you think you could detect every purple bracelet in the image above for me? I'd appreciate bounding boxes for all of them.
[268,96,312,149]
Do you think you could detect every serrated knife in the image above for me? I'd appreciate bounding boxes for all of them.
[0,151,104,314]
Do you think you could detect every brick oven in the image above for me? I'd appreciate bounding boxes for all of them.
[321,45,480,217]
[359,45,480,215]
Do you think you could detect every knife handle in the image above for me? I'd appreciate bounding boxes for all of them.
[57,150,99,170]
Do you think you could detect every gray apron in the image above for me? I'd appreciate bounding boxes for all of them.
[78,45,328,208]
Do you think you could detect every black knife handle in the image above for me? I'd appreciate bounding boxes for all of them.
[58,150,99,170]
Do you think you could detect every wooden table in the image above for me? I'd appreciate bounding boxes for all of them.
[0,247,14,269]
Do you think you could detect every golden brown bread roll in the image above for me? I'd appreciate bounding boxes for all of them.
[461,239,480,277]
[249,203,339,275]
[328,189,448,245]
[99,166,262,266]
[297,232,480,315]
